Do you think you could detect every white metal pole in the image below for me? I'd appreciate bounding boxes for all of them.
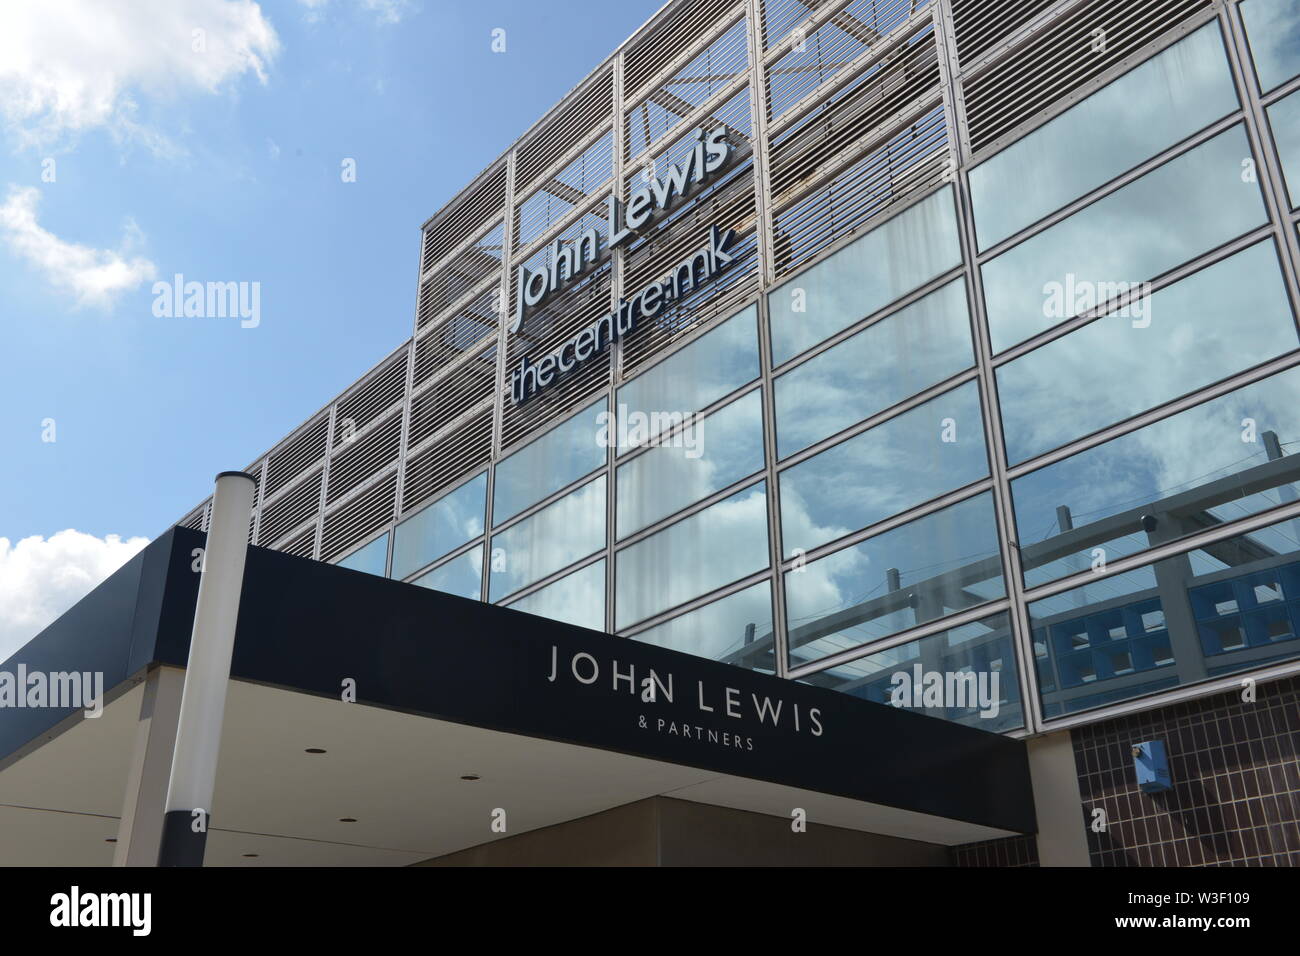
[157,471,255,866]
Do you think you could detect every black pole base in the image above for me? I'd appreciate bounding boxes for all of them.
[158,810,208,867]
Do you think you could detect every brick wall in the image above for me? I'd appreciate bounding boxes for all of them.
[1073,676,1300,866]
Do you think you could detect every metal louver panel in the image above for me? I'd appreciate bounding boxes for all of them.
[516,70,613,193]
[415,289,498,389]
[514,132,614,251]
[276,526,316,559]
[326,412,402,505]
[620,100,760,374]
[513,195,611,289]
[417,221,503,329]
[335,350,407,442]
[764,0,931,123]
[258,466,322,546]
[761,0,817,49]
[773,103,948,276]
[421,165,507,274]
[263,416,328,500]
[767,21,944,274]
[501,261,612,448]
[950,0,1055,68]
[409,343,497,448]
[962,0,1213,155]
[321,472,397,561]
[626,16,750,161]
[402,409,493,513]
[624,0,743,103]
[179,505,207,530]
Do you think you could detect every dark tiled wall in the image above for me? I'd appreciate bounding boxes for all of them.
[1073,676,1300,866]
[951,834,1039,867]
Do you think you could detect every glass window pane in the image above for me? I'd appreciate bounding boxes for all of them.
[997,241,1298,464]
[779,380,988,558]
[628,580,774,673]
[615,482,769,629]
[493,398,606,524]
[769,187,962,365]
[801,612,1024,733]
[507,559,605,632]
[774,278,974,458]
[489,475,606,601]
[981,125,1268,353]
[413,545,482,601]
[785,492,1005,669]
[391,472,487,580]
[615,304,759,454]
[1031,511,1300,719]
[334,533,388,576]
[1012,369,1300,589]
[1267,88,1300,208]
[1241,0,1300,91]
[616,390,765,539]
[970,23,1238,250]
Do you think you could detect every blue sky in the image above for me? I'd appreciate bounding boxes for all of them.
[0,0,654,545]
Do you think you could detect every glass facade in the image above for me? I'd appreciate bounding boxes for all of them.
[413,544,483,601]
[227,5,1300,736]
[981,124,1267,353]
[628,580,775,673]
[391,472,486,580]
[969,23,1239,251]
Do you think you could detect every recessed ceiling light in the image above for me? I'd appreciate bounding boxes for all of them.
[105,838,117,843]
[242,853,259,858]
[304,748,327,754]
[461,774,481,781]
[339,817,357,823]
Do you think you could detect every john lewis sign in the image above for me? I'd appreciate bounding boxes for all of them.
[511,126,733,336]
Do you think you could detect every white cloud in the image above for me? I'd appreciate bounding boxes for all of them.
[0,185,156,308]
[0,530,150,662]
[0,0,280,150]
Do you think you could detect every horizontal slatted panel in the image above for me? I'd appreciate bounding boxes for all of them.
[502,262,612,448]
[258,466,322,546]
[625,0,744,103]
[513,194,611,290]
[765,0,931,122]
[321,472,396,562]
[761,0,817,49]
[325,412,402,505]
[620,96,760,374]
[263,416,328,499]
[962,0,1213,154]
[515,132,614,251]
[950,0,1056,68]
[773,103,948,275]
[402,409,493,513]
[417,222,503,329]
[415,288,498,389]
[516,70,613,193]
[768,23,940,201]
[275,526,316,559]
[179,505,207,530]
[335,351,407,443]
[626,16,751,161]
[421,165,507,273]
[409,343,498,448]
